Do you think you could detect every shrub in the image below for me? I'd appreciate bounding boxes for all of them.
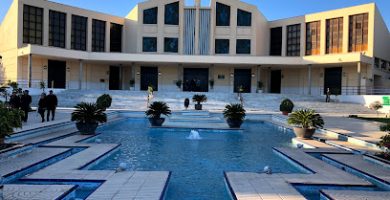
[175,80,182,88]
[380,124,390,132]
[378,134,390,149]
[96,94,112,110]
[0,102,24,142]
[40,81,46,92]
[288,109,324,129]
[209,80,215,89]
[129,79,135,87]
[369,101,383,114]
[7,81,18,91]
[257,81,263,89]
[71,102,107,124]
[145,101,171,119]
[280,98,294,113]
[192,94,207,104]
[223,104,246,121]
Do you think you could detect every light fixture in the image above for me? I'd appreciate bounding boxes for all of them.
[42,65,47,70]
[230,73,234,77]
[136,71,140,76]
[66,67,70,72]
[158,72,162,76]
[251,73,255,78]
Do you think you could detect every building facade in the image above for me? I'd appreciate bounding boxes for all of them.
[0,0,389,95]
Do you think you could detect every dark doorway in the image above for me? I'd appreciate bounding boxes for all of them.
[183,68,209,92]
[140,67,158,91]
[324,67,342,95]
[109,66,121,90]
[48,60,66,89]
[234,69,251,93]
[270,70,281,93]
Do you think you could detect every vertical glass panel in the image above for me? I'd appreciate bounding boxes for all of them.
[143,7,158,24]
[165,2,179,25]
[237,9,251,27]
[216,2,230,26]
[215,39,229,54]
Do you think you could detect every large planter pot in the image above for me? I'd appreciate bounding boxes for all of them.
[195,104,202,110]
[293,127,316,139]
[149,118,165,127]
[227,119,243,128]
[76,122,99,135]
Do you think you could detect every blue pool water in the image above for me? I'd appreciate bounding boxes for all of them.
[88,118,302,199]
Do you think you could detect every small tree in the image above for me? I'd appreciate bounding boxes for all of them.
[0,102,24,144]
[96,94,112,110]
[369,101,383,115]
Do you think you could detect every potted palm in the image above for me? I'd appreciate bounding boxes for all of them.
[96,94,112,111]
[192,94,207,110]
[175,80,182,90]
[71,102,107,135]
[280,98,294,115]
[129,79,135,90]
[145,101,172,126]
[0,102,24,144]
[223,104,246,128]
[209,80,215,90]
[287,109,324,139]
[257,81,263,93]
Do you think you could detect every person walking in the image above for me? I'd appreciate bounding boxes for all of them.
[46,90,58,121]
[20,90,32,122]
[9,91,21,109]
[38,93,47,123]
[325,88,331,103]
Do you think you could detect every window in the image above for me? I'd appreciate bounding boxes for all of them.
[49,10,66,48]
[92,19,106,52]
[237,9,251,27]
[286,24,301,56]
[236,39,251,54]
[110,23,123,52]
[216,2,230,26]
[349,13,368,52]
[306,21,321,55]
[143,7,158,24]
[164,38,178,53]
[270,27,282,56]
[23,5,43,45]
[165,2,179,25]
[71,15,88,51]
[215,39,229,54]
[326,17,343,54]
[143,37,157,52]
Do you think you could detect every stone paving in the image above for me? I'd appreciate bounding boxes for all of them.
[320,190,390,200]
[2,184,75,200]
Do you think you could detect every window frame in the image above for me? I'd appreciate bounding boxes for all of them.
[236,39,251,54]
[110,23,123,52]
[164,2,179,25]
[305,21,321,56]
[326,17,343,54]
[49,10,66,48]
[348,13,369,52]
[270,27,283,56]
[143,7,158,25]
[164,37,179,53]
[142,37,158,52]
[286,24,301,57]
[71,14,88,51]
[216,2,231,26]
[92,19,106,52]
[237,9,252,27]
[215,39,230,54]
[23,5,43,45]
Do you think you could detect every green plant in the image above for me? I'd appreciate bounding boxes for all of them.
[71,102,107,124]
[378,134,390,149]
[7,81,18,91]
[209,80,215,89]
[145,101,171,119]
[175,80,182,88]
[96,94,112,110]
[287,109,324,129]
[257,81,263,89]
[369,101,383,115]
[129,79,135,87]
[223,104,246,121]
[0,102,24,142]
[280,98,294,113]
[40,81,46,92]
[380,123,390,132]
[192,94,207,104]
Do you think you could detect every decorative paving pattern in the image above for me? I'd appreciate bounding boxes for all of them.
[2,184,75,200]
[320,190,390,200]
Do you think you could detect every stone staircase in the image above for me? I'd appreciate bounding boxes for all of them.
[32,90,376,114]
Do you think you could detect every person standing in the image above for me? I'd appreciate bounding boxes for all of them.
[9,91,21,109]
[38,93,47,123]
[46,90,58,121]
[20,90,32,122]
[325,88,331,103]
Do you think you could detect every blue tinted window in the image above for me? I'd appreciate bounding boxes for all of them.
[164,37,178,53]
[165,2,179,25]
[215,39,230,54]
[236,39,251,54]
[143,37,157,52]
[143,7,158,24]
[237,9,251,26]
[216,3,230,26]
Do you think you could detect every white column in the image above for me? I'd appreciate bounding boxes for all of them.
[27,54,32,88]
[308,64,312,95]
[79,60,83,90]
[357,62,361,95]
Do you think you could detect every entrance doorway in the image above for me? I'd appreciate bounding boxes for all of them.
[234,69,251,93]
[324,67,342,95]
[140,67,158,91]
[183,68,209,92]
[48,60,66,89]
[109,66,121,90]
[270,70,281,93]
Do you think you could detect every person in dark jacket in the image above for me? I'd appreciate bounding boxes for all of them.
[20,90,32,122]
[38,93,47,123]
[46,90,58,121]
[9,91,21,109]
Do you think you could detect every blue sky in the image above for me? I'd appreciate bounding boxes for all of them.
[0,0,389,29]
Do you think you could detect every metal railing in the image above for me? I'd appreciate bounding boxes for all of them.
[319,86,390,95]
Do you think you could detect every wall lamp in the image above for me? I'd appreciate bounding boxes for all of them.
[136,71,140,76]
[230,73,234,77]
[251,73,255,78]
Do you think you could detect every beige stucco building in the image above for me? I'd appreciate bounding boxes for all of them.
[0,0,389,95]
